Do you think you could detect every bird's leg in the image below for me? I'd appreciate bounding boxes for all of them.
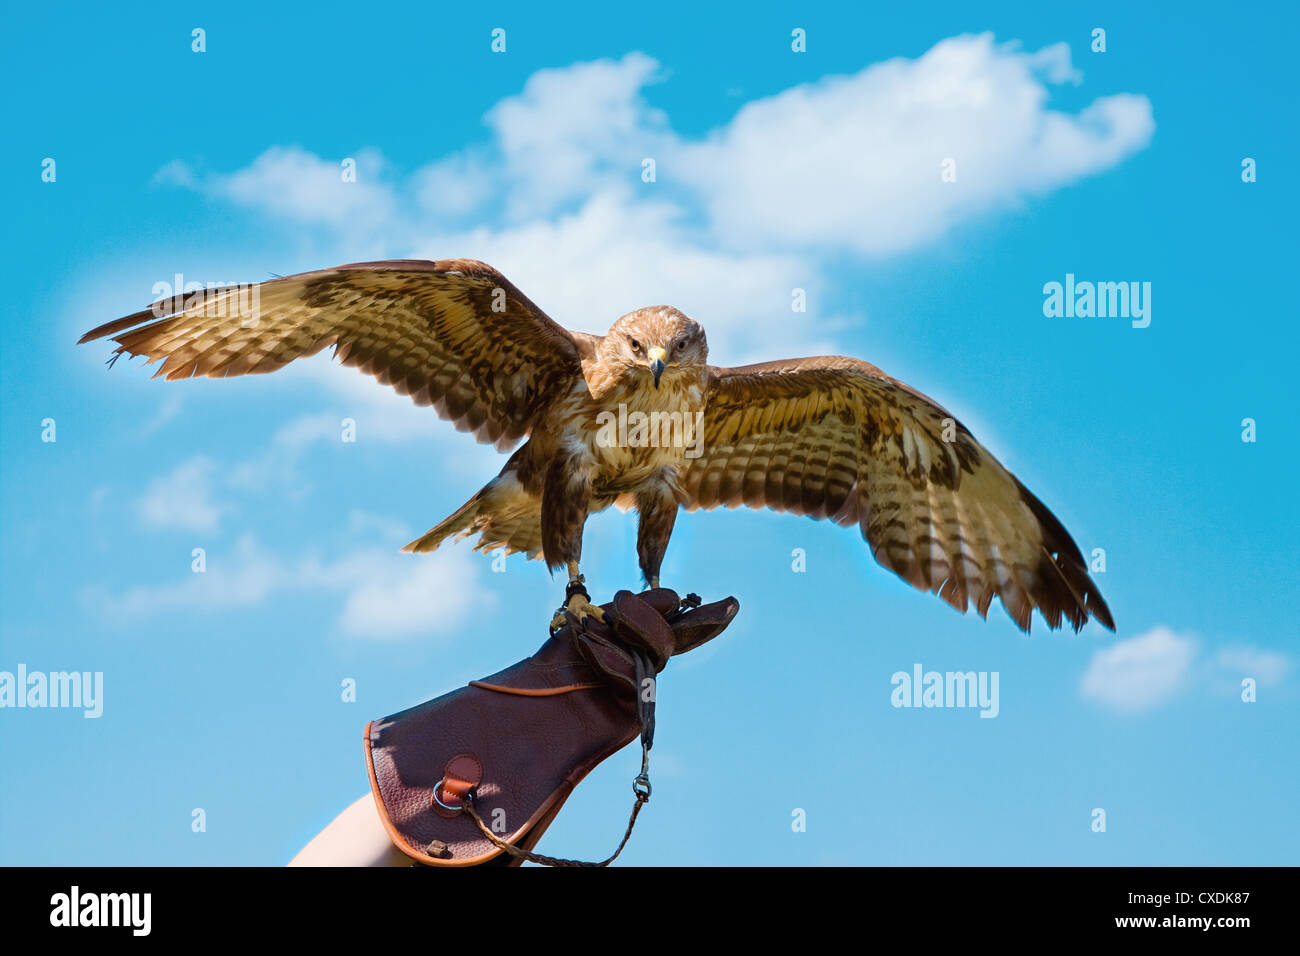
[636,482,677,593]
[565,560,606,621]
[541,457,604,630]
[550,560,605,630]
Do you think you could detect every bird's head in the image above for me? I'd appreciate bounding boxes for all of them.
[603,306,708,389]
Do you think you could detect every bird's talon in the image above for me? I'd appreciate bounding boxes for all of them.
[550,592,605,630]
[567,592,605,623]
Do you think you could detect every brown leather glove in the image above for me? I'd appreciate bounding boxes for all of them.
[364,588,739,866]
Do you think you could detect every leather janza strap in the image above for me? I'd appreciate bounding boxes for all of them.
[364,588,739,867]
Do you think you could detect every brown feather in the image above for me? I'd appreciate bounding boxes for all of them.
[80,259,583,451]
[681,357,1114,633]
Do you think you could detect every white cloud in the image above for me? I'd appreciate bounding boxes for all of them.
[347,510,412,543]
[415,150,496,218]
[1080,628,1292,712]
[156,34,1153,362]
[409,190,839,363]
[92,534,492,640]
[136,455,228,533]
[481,52,670,218]
[338,553,490,638]
[139,392,185,436]
[678,34,1153,255]
[210,146,397,235]
[277,357,443,443]
[124,351,505,537]
[1079,627,1197,713]
[1209,646,1290,690]
[224,408,338,497]
[152,159,198,189]
[99,534,283,614]
[216,356,504,488]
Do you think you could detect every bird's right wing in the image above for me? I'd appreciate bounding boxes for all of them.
[681,356,1113,633]
[79,259,583,450]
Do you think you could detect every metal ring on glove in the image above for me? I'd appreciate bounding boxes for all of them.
[432,777,468,813]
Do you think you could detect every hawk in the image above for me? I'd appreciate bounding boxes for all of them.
[81,259,1114,633]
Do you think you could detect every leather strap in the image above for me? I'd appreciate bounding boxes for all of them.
[455,614,666,866]
[431,754,483,818]
[463,783,648,867]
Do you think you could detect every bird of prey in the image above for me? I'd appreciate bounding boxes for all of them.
[81,258,1114,633]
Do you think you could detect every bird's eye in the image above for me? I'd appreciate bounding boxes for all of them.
[675,338,687,351]
[630,339,641,352]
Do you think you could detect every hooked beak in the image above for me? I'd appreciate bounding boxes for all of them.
[648,347,667,389]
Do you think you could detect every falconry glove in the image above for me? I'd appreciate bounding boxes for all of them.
[363,588,739,866]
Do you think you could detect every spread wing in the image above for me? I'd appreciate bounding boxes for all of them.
[79,259,583,451]
[682,356,1114,633]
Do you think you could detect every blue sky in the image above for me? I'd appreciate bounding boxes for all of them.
[2,0,1297,865]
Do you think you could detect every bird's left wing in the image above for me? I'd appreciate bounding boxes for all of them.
[681,356,1113,633]
[79,259,583,451]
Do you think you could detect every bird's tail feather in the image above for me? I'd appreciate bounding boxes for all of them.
[401,474,543,559]
[401,493,486,554]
